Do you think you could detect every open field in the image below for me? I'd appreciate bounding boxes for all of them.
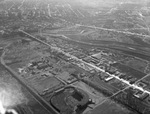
[72,81,107,106]
[23,75,64,95]
[84,100,136,114]
[112,63,146,79]
[83,77,119,96]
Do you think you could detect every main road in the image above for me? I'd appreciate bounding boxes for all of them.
[18,29,150,113]
[19,29,150,95]
[42,32,150,61]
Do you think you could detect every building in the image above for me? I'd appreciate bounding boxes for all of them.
[134,91,149,100]
[104,76,114,82]
[37,63,49,70]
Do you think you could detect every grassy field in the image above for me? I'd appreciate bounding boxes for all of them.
[73,81,107,106]
[112,63,146,79]
[84,100,136,114]
[88,76,120,94]
[23,75,64,95]
[126,59,148,73]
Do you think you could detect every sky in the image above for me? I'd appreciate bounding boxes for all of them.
[73,0,129,8]
[75,0,102,7]
[74,0,149,7]
[1,0,149,7]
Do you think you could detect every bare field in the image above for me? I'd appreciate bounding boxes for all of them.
[84,100,136,114]
[73,81,107,106]
[29,76,64,95]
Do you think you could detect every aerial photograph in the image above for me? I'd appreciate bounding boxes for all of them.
[0,0,150,114]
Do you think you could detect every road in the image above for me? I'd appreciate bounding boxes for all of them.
[94,72,150,108]
[76,24,150,38]
[0,48,58,114]
[19,30,150,94]
[42,33,150,61]
[19,29,150,111]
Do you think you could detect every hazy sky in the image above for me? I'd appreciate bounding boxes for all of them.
[74,0,149,7]
[76,0,101,7]
[73,0,123,7]
[1,0,148,7]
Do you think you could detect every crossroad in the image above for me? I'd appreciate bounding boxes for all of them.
[19,29,150,110]
[19,29,150,94]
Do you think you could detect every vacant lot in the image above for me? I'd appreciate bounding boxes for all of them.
[73,81,107,106]
[112,63,146,79]
[85,100,136,114]
[23,74,64,95]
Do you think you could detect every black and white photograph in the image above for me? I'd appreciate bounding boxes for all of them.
[0,0,150,114]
